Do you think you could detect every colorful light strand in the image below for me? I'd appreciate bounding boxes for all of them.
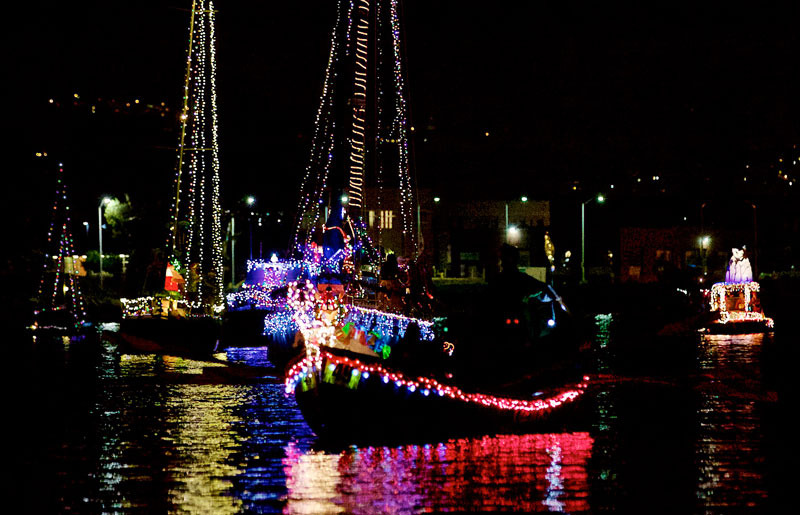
[286,350,588,414]
[35,164,87,331]
[165,0,224,313]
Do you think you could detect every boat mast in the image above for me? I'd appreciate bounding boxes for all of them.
[169,0,198,255]
[167,0,225,311]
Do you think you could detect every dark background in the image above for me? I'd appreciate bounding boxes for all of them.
[5,2,800,277]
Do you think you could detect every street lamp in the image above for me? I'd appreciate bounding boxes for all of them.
[98,197,111,289]
[581,194,605,284]
[700,235,711,277]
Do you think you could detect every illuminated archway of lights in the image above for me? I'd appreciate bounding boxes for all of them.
[165,0,224,311]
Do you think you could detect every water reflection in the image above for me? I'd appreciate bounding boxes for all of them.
[695,333,771,510]
[18,323,783,513]
[282,432,593,514]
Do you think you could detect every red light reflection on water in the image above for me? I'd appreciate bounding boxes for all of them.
[283,432,593,513]
[695,333,770,509]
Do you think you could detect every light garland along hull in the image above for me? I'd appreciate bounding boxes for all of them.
[286,349,589,440]
[703,319,774,335]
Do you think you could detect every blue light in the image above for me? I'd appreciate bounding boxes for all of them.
[361,371,369,379]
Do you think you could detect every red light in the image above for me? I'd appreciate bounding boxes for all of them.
[514,319,519,325]
[505,318,511,325]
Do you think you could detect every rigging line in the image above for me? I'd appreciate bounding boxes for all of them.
[171,0,199,254]
[396,0,421,255]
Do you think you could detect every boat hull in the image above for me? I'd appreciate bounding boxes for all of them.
[288,350,589,441]
[703,320,774,335]
[119,316,222,355]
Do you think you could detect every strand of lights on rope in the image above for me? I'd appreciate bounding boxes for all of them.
[286,351,589,413]
[35,164,87,330]
[164,0,225,312]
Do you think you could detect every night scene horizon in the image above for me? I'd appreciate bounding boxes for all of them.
[7,2,793,513]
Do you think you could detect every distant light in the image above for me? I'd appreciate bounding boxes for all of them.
[610,184,615,189]
[341,194,348,204]
[521,196,528,202]
[246,196,256,206]
[73,93,79,99]
[48,98,54,104]
[597,194,605,203]
[547,319,556,328]
[433,197,440,203]
[270,253,279,263]
[83,222,89,226]
[507,225,520,236]
[484,131,490,137]
[101,197,112,205]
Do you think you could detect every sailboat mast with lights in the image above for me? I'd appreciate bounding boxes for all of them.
[165,0,225,314]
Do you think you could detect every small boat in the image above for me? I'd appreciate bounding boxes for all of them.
[703,281,774,334]
[31,162,92,341]
[120,2,226,355]
[701,248,774,334]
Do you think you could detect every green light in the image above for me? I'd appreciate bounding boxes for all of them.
[597,194,605,203]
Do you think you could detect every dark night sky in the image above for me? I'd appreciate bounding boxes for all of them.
[6,2,800,257]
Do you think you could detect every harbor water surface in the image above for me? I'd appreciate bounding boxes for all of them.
[14,317,788,513]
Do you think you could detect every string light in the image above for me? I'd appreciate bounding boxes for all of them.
[292,0,419,258]
[708,281,774,329]
[34,164,87,331]
[164,0,224,313]
[286,350,589,414]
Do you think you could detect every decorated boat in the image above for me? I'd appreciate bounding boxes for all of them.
[702,248,774,334]
[119,1,225,353]
[30,163,92,340]
[278,0,589,439]
[283,282,589,438]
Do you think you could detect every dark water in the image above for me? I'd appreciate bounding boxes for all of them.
[13,317,788,513]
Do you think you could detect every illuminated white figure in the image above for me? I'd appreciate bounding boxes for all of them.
[726,248,753,283]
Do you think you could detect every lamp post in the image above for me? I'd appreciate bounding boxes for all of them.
[246,196,256,261]
[700,235,711,278]
[581,194,605,284]
[504,196,528,243]
[98,197,111,289]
